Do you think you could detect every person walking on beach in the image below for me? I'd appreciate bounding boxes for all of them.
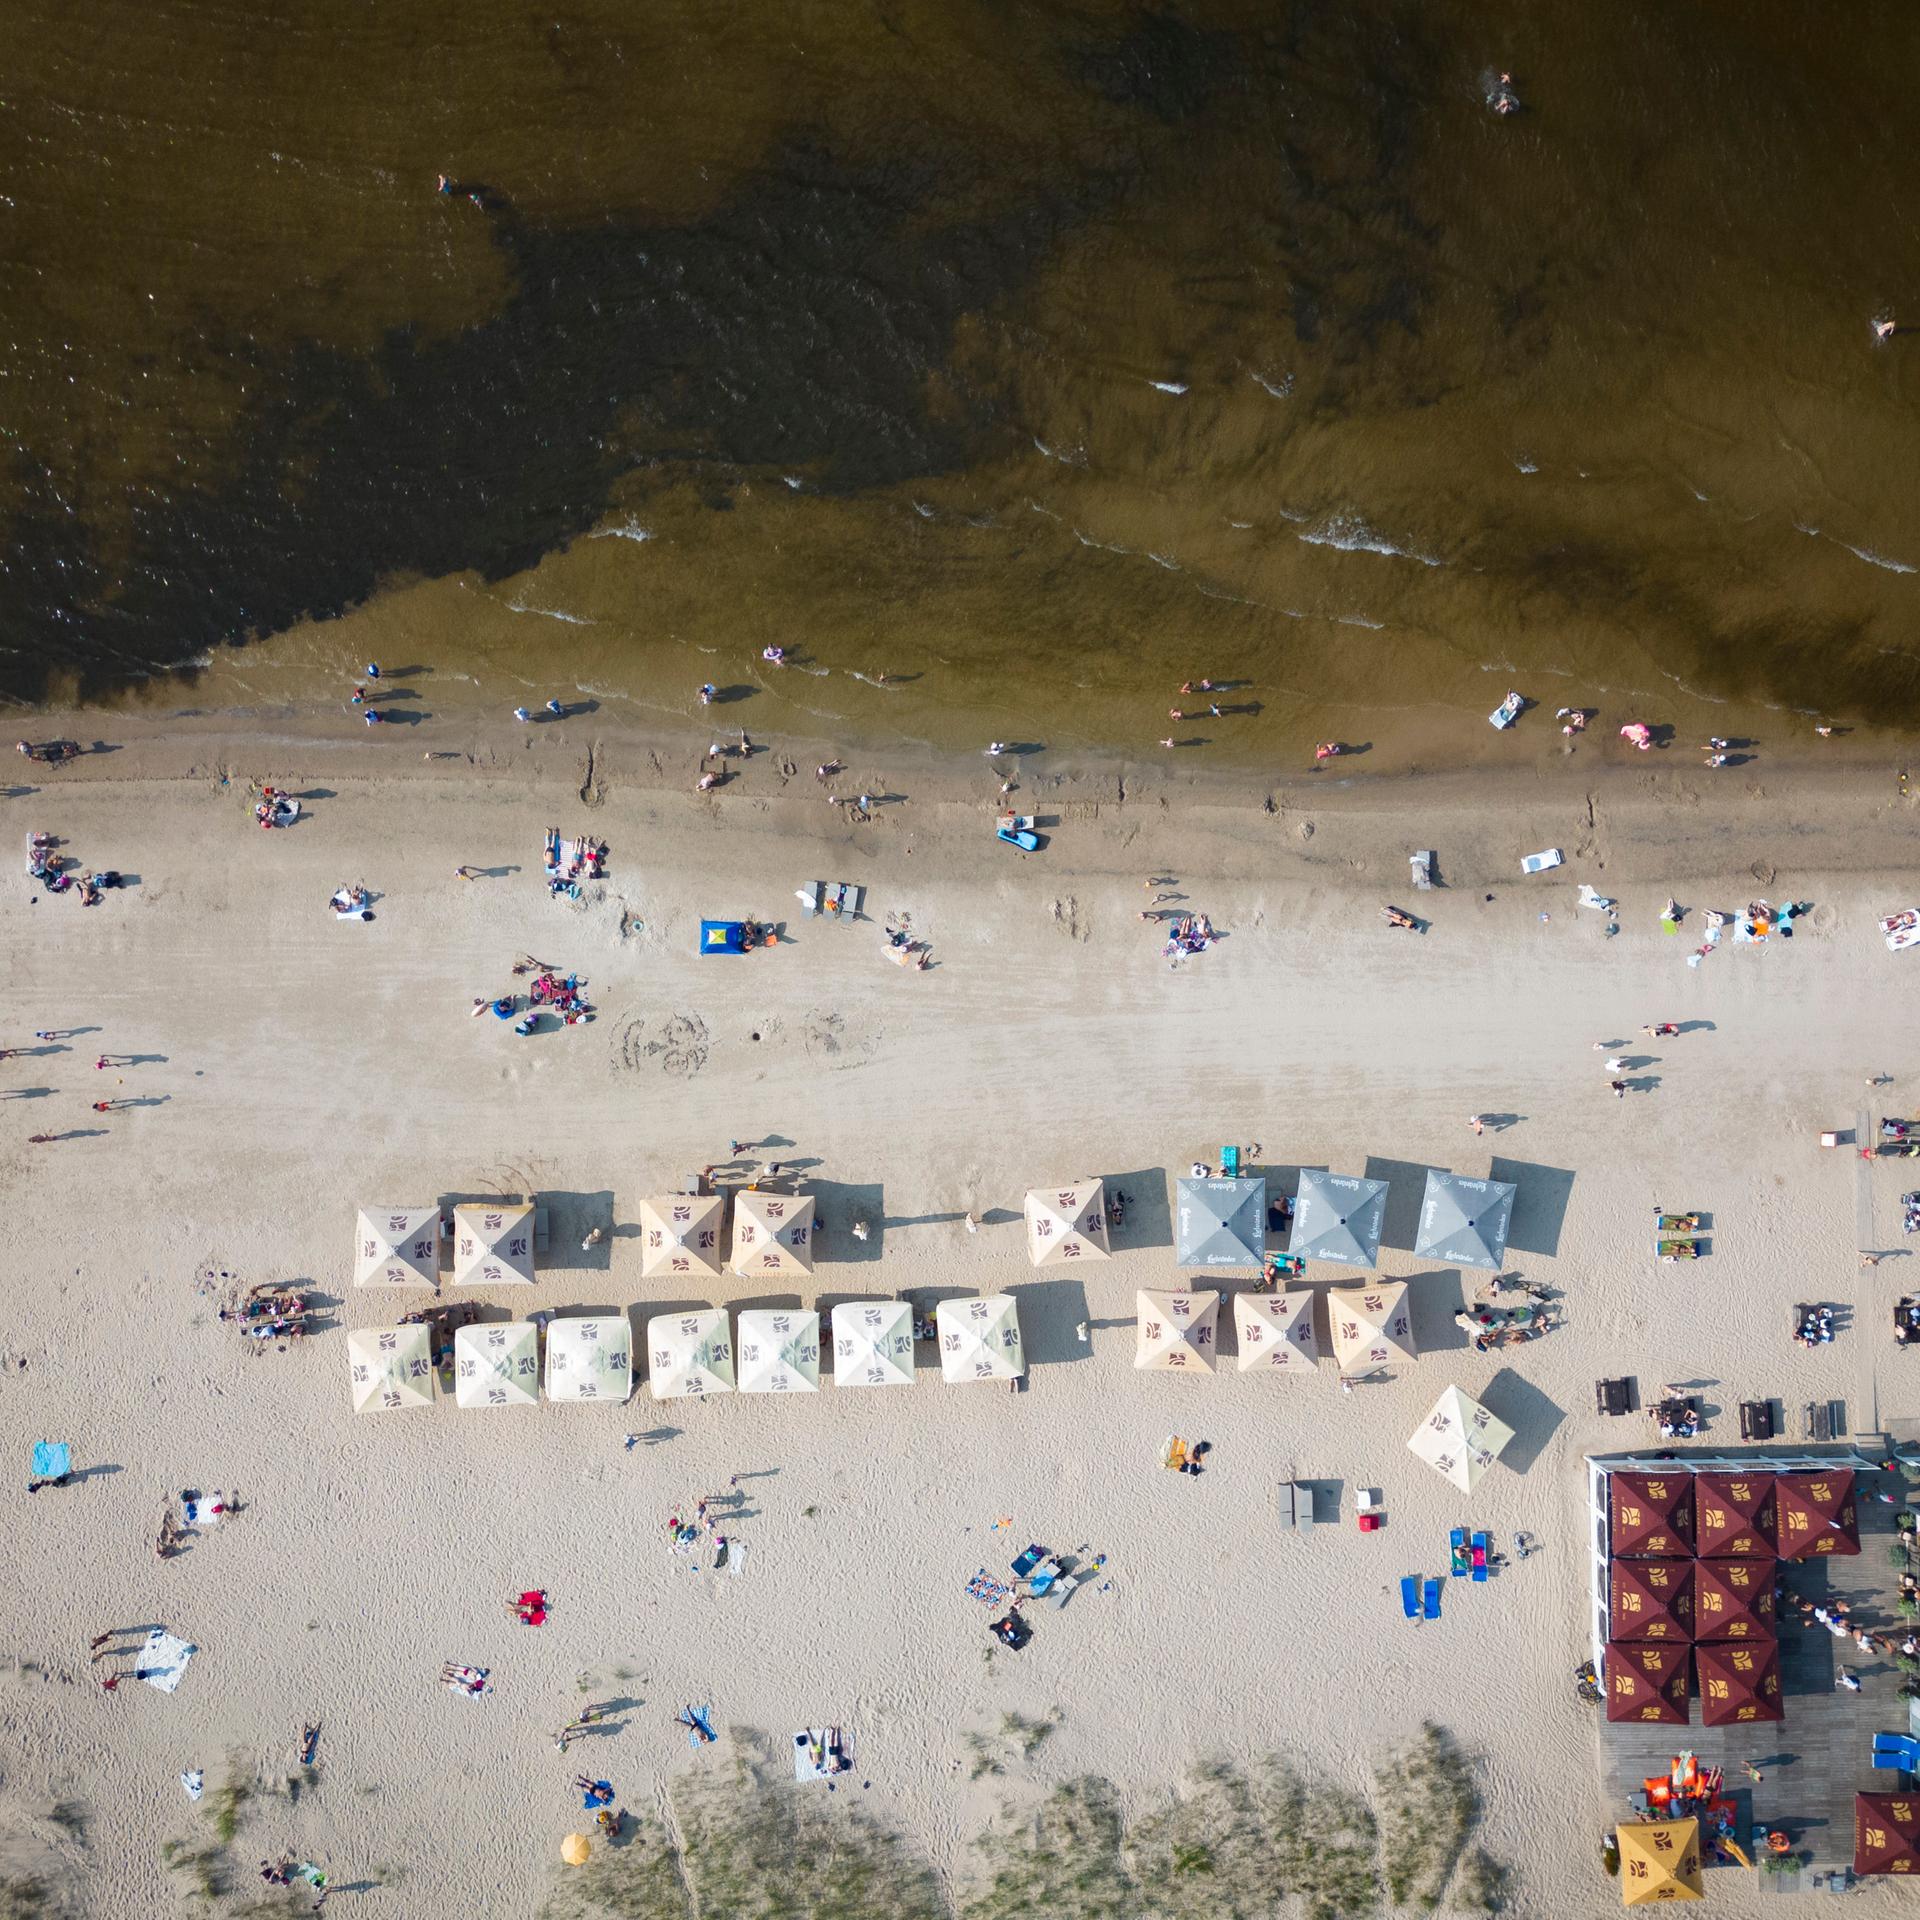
[1467,1115,1485,1136]
[1838,1668,1863,1691]
[700,684,716,705]
[546,699,564,717]
[1610,1080,1627,1099]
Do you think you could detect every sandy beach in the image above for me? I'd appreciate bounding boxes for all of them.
[4,718,1918,1917]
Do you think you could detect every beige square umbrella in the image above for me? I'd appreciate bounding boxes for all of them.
[731,1190,815,1278]
[1328,1281,1417,1374]
[736,1308,821,1394]
[544,1315,632,1404]
[646,1308,735,1400]
[1234,1290,1318,1373]
[451,1202,536,1286]
[1025,1181,1111,1266]
[346,1324,434,1413]
[1407,1385,1514,1493]
[453,1321,539,1409]
[353,1206,441,1288]
[937,1294,1025,1382]
[1135,1289,1220,1371]
[831,1300,915,1388]
[638,1192,725,1280]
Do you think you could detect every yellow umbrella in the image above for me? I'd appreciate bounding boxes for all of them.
[1617,1818,1703,1905]
[561,1833,591,1867]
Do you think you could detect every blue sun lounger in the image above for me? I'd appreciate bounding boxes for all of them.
[1874,1732,1920,1770]
[1400,1576,1420,1620]
[1471,1531,1490,1583]
[1422,1577,1442,1620]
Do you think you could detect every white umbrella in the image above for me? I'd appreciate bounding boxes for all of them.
[831,1300,916,1388]
[937,1295,1025,1382]
[352,1205,441,1287]
[731,1191,815,1277]
[637,1193,725,1279]
[451,1202,536,1286]
[646,1308,736,1400]
[1233,1291,1318,1373]
[1024,1181,1110,1267]
[544,1316,632,1404]
[1134,1289,1220,1372]
[1407,1384,1514,1493]
[735,1309,821,1394]
[1327,1281,1418,1374]
[453,1321,539,1409]
[346,1324,434,1412]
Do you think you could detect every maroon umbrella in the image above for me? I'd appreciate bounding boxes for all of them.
[1693,1471,1775,1557]
[1605,1642,1690,1724]
[1695,1640,1783,1726]
[1856,1793,1920,1876]
[1775,1469,1860,1560]
[1608,1558,1694,1643]
[1610,1470,1695,1558]
[1691,1558,1777,1643]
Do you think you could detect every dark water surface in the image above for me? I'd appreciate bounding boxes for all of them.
[6,1,1920,762]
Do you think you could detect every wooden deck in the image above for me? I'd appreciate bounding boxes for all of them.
[1596,1484,1905,1894]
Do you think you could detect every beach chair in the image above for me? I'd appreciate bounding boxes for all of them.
[1805,1400,1835,1442]
[1595,1377,1632,1416]
[1470,1531,1490,1582]
[1449,1528,1469,1577]
[1276,1483,1297,1532]
[1410,850,1434,891]
[1421,1577,1442,1621]
[1009,1544,1047,1581]
[1294,1484,1316,1538]
[1873,1732,1920,1771]
[1739,1399,1775,1440]
[1400,1575,1420,1620]
[1221,1144,1241,1178]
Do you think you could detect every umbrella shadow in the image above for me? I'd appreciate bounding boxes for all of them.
[1007,1279,1091,1368]
[1478,1368,1565,1476]
[1405,1270,1471,1351]
[1362,1156,1445,1253]
[809,1178,884,1262]
[1105,1167,1171,1250]
[541,1189,616,1270]
[1490,1157,1576,1257]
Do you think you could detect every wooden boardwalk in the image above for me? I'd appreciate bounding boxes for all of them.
[1596,1488,1904,1895]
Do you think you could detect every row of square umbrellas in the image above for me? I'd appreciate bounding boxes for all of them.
[346,1296,1026,1412]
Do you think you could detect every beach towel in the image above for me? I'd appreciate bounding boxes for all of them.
[138,1629,196,1693]
[967,1569,1011,1607]
[792,1728,844,1783]
[180,1770,204,1801]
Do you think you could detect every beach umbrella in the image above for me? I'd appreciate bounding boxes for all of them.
[452,1321,540,1409]
[561,1834,592,1867]
[1405,1384,1513,1494]
[451,1201,536,1286]
[1413,1170,1516,1271]
[736,1308,821,1394]
[1233,1290,1318,1373]
[1774,1468,1860,1559]
[1327,1281,1416,1374]
[731,1190,815,1278]
[1174,1177,1265,1268]
[352,1206,441,1287]
[1606,1559,1694,1644]
[646,1309,735,1400]
[937,1295,1025,1382]
[831,1300,915,1388]
[1856,1793,1920,1876]
[1604,1644,1690,1725]
[1289,1170,1388,1269]
[1134,1289,1219,1371]
[346,1324,434,1413]
[1694,1640,1782,1726]
[1691,1558,1777,1643]
[1693,1471,1776,1557]
[1609,1470,1695,1558]
[1023,1181,1110,1267]
[637,1192,725,1279]
[544,1316,632,1404]
[1616,1819,1703,1903]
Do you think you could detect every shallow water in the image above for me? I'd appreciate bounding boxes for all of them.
[6,0,1920,765]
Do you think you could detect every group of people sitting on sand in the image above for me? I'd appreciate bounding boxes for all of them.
[544,830,606,898]
[219,1285,313,1347]
[1162,914,1217,958]
[26,831,118,903]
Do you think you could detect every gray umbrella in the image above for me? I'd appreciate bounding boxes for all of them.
[1414,1170,1516,1271]
[1175,1176,1267,1268]
[1289,1170,1388,1269]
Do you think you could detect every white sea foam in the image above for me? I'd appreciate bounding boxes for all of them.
[1146,379,1188,395]
[1250,370,1293,398]
[1838,539,1917,576]
[505,601,595,625]
[588,518,652,544]
[1298,514,1443,567]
